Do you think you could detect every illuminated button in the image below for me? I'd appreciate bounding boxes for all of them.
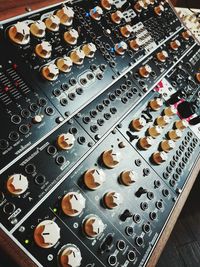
[64,29,79,45]
[7,174,28,195]
[170,40,181,51]
[102,149,121,168]
[111,10,123,24]
[70,49,85,65]
[8,21,30,45]
[56,6,74,26]
[181,30,191,41]
[35,41,52,59]
[156,50,168,62]
[32,115,44,124]
[56,57,73,73]
[114,41,127,55]
[168,129,182,141]
[84,168,105,190]
[45,15,60,32]
[138,64,152,78]
[149,98,163,111]
[148,126,162,138]
[134,1,144,12]
[131,118,146,131]
[129,38,140,51]
[138,136,153,150]
[90,6,103,21]
[30,20,46,38]
[101,0,113,10]
[175,120,188,130]
[152,151,168,165]
[57,133,75,150]
[120,25,133,38]
[195,73,200,83]
[163,106,176,116]
[61,192,86,217]
[120,170,137,186]
[156,115,170,127]
[154,4,164,16]
[104,192,123,209]
[41,63,59,81]
[34,220,60,248]
[160,140,175,152]
[59,244,82,267]
[83,215,104,238]
[82,43,97,58]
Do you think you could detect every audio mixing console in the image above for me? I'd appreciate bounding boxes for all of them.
[0,0,199,267]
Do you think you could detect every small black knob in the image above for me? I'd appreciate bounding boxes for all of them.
[135,187,147,198]
[120,209,133,221]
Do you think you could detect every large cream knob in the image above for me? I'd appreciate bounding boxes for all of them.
[149,98,163,111]
[181,30,191,41]
[120,170,137,186]
[84,169,105,190]
[134,1,144,12]
[148,126,162,138]
[131,118,146,131]
[101,0,113,10]
[45,15,60,32]
[104,192,123,209]
[152,151,167,165]
[111,11,123,24]
[70,49,85,65]
[57,133,75,150]
[138,136,153,150]
[170,40,181,51]
[30,20,46,38]
[35,41,52,59]
[90,6,103,21]
[156,115,170,127]
[8,21,30,45]
[56,6,74,26]
[56,57,73,73]
[195,73,200,83]
[143,0,151,9]
[156,51,168,63]
[163,106,176,116]
[64,29,79,45]
[61,192,86,217]
[139,64,152,78]
[154,5,164,16]
[175,120,188,130]
[82,43,97,58]
[83,215,104,238]
[41,63,59,81]
[34,220,60,248]
[102,149,121,168]
[129,38,140,51]
[7,174,28,195]
[120,25,133,38]
[114,41,127,55]
[168,129,182,141]
[160,140,175,152]
[59,245,82,267]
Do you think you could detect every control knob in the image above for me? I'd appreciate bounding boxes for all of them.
[168,129,182,141]
[170,40,181,51]
[148,126,162,138]
[195,72,200,83]
[114,41,127,55]
[163,106,176,116]
[8,21,30,45]
[90,6,103,20]
[70,49,85,65]
[181,30,191,41]
[156,50,168,63]
[56,57,73,73]
[111,11,123,24]
[175,120,188,130]
[120,25,133,38]
[61,192,86,217]
[35,41,52,59]
[104,192,123,209]
[102,149,121,168]
[41,63,59,81]
[45,15,60,32]
[101,0,113,10]
[160,140,175,152]
[7,174,28,195]
[154,5,164,16]
[84,168,105,190]
[138,136,153,150]
[131,118,146,131]
[156,115,170,127]
[64,29,79,45]
[120,170,137,186]
[83,215,104,238]
[82,43,97,58]
[139,64,152,78]
[152,151,167,165]
[30,20,46,38]
[57,133,75,150]
[149,98,163,111]
[59,245,82,267]
[129,38,140,51]
[56,6,74,26]
[134,1,144,12]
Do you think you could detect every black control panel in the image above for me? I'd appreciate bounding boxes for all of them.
[0,1,199,267]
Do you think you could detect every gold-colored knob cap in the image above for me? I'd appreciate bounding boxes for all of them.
[90,6,103,21]
[41,63,59,81]
[163,106,176,116]
[111,10,123,24]
[45,15,60,32]
[82,43,97,58]
[56,6,74,26]
[56,57,73,73]
[152,151,168,165]
[83,215,104,238]
[57,133,75,150]
[168,129,182,141]
[139,64,152,78]
[84,169,105,190]
[138,136,153,150]
[149,98,163,111]
[156,115,170,127]
[148,126,162,138]
[131,118,146,131]
[170,40,181,51]
[64,29,79,45]
[8,21,30,45]
[195,73,200,83]
[61,192,86,217]
[156,50,168,62]
[59,245,82,267]
[120,170,137,186]
[134,1,144,12]
[114,41,127,55]
[175,120,188,130]
[70,49,85,65]
[35,41,52,59]
[101,0,113,10]
[120,25,133,38]
[129,38,140,51]
[154,4,164,16]
[102,149,121,168]
[104,192,123,209]
[30,20,46,38]
[181,30,191,40]
[160,140,175,152]
[7,174,28,195]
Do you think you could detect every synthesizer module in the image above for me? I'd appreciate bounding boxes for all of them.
[0,0,199,266]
